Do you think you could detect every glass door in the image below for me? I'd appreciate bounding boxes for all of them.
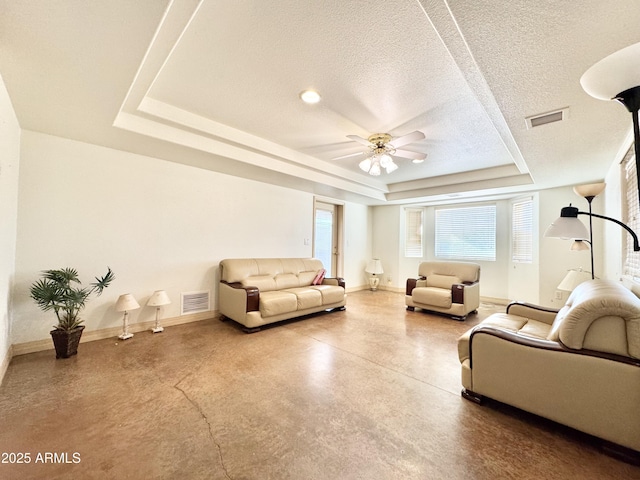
[314,201,338,277]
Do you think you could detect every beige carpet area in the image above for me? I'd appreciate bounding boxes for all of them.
[1,290,639,479]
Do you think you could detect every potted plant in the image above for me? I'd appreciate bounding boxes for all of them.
[30,267,114,358]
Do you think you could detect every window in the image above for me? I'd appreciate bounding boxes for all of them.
[512,198,533,263]
[435,205,496,261]
[404,208,423,257]
[623,147,640,280]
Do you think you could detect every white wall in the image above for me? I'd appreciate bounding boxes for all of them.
[343,203,372,289]
[0,74,20,377]
[372,205,402,289]
[12,131,370,344]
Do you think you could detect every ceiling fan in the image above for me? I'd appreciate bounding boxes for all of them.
[334,131,427,175]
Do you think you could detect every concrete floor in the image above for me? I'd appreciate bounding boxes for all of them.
[1,290,639,479]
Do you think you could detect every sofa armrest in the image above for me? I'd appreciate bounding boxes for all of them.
[469,326,640,368]
[451,280,478,304]
[322,277,345,289]
[406,277,426,295]
[406,278,417,295]
[506,301,559,325]
[220,281,260,312]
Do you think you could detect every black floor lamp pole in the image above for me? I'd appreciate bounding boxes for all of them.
[614,86,640,210]
[585,196,596,280]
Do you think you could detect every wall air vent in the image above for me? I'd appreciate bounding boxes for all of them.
[525,107,569,129]
[181,290,210,315]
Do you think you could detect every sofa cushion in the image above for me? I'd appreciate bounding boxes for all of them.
[299,270,317,286]
[312,269,326,285]
[582,315,630,357]
[412,287,452,308]
[283,287,323,310]
[547,279,640,359]
[259,291,298,317]
[480,313,528,332]
[418,261,480,283]
[310,285,345,304]
[242,275,276,292]
[426,274,460,289]
[275,273,301,290]
[518,319,552,339]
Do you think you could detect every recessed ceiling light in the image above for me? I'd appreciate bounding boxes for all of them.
[299,90,321,104]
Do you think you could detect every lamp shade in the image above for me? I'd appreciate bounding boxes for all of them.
[544,216,588,240]
[580,42,640,100]
[570,240,591,251]
[115,293,140,312]
[557,269,592,292]
[365,259,384,275]
[573,182,606,198]
[147,290,171,307]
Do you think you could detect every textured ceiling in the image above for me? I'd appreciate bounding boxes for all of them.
[1,0,640,205]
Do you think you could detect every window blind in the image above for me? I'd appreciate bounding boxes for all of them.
[435,205,496,261]
[624,146,640,279]
[512,198,533,263]
[405,208,423,257]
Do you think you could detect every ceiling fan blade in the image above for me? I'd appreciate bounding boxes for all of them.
[389,131,425,148]
[346,134,373,147]
[332,151,365,160]
[394,149,427,161]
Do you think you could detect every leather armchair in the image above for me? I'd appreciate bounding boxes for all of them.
[406,261,480,320]
[458,279,640,455]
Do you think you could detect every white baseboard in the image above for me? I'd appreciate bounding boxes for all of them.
[479,296,510,306]
[0,344,13,386]
[379,285,405,293]
[345,285,370,293]
[11,310,217,357]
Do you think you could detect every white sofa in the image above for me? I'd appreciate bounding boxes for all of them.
[218,258,346,332]
[405,261,480,320]
[458,279,640,455]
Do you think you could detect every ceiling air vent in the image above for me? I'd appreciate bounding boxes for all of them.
[181,290,210,315]
[525,107,569,129]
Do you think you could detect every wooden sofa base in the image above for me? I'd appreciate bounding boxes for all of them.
[461,388,483,404]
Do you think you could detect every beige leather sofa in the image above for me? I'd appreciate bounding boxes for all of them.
[219,258,346,332]
[406,261,480,320]
[458,279,640,454]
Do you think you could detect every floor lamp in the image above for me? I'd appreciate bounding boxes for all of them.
[581,42,640,211]
[573,183,606,279]
[544,200,640,279]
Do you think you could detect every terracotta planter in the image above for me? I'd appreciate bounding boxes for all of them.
[50,325,85,359]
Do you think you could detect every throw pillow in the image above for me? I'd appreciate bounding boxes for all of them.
[312,269,326,285]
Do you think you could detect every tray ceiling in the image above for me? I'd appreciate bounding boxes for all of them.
[2,0,640,204]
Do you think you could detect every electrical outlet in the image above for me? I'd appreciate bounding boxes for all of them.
[554,290,563,300]
[387,276,392,284]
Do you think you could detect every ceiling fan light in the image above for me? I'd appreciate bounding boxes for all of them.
[359,158,372,172]
[379,153,393,168]
[384,161,398,174]
[412,159,424,164]
[369,162,381,176]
